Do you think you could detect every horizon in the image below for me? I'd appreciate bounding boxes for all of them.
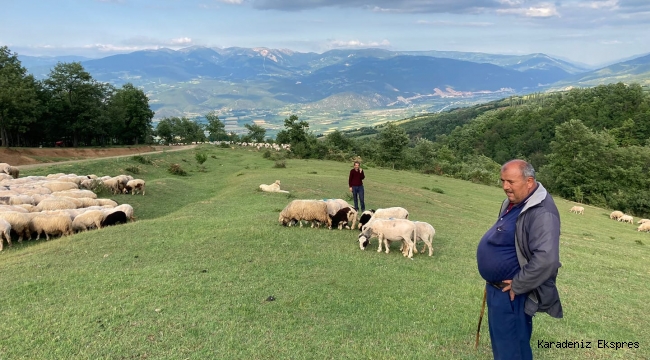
[3,0,649,67]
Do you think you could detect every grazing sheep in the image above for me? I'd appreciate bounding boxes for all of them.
[412,221,435,257]
[0,163,10,174]
[619,215,634,224]
[9,195,35,206]
[329,207,358,230]
[610,211,624,220]
[102,177,123,194]
[0,212,31,242]
[96,199,118,207]
[358,207,409,229]
[0,205,29,213]
[52,189,98,199]
[569,206,584,215]
[109,204,134,220]
[0,218,11,251]
[259,180,289,193]
[637,222,650,232]
[124,179,146,195]
[101,211,127,227]
[30,214,73,240]
[278,200,331,228]
[42,182,78,192]
[637,219,650,224]
[357,218,416,258]
[5,166,19,179]
[36,198,78,211]
[72,210,105,232]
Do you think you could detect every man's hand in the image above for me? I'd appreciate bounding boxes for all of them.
[359,168,363,173]
[349,187,352,192]
[502,279,515,301]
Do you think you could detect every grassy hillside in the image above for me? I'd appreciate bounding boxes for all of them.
[1,146,648,359]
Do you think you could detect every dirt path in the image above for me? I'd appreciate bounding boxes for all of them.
[15,145,197,170]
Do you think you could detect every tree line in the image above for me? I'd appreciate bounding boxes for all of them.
[0,46,153,147]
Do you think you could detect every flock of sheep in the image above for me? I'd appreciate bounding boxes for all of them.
[570,205,650,232]
[276,194,435,259]
[0,162,143,251]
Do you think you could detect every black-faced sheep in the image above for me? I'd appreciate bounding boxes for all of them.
[278,200,331,228]
[329,207,358,230]
[101,211,127,227]
[357,218,416,258]
[109,204,134,220]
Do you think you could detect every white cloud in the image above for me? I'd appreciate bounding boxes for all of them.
[325,39,391,49]
[170,37,193,45]
[575,0,619,10]
[600,40,622,45]
[416,19,493,27]
[497,3,559,17]
[217,0,244,4]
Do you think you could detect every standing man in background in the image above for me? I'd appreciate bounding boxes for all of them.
[349,161,365,212]
[476,159,563,360]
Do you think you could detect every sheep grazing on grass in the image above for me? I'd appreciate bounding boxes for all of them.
[637,222,650,232]
[278,200,331,228]
[357,218,417,258]
[108,204,134,221]
[259,180,289,193]
[412,221,435,257]
[0,212,30,242]
[619,215,634,224]
[0,205,29,213]
[124,179,146,195]
[52,189,98,199]
[358,207,410,229]
[101,211,127,227]
[102,177,123,194]
[610,211,624,220]
[96,199,118,207]
[42,182,79,193]
[72,210,105,232]
[569,206,584,215]
[0,218,11,251]
[329,207,358,230]
[36,198,78,211]
[5,166,19,179]
[637,219,650,224]
[30,214,73,240]
[0,163,10,174]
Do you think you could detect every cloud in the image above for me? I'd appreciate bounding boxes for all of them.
[416,19,493,26]
[122,36,194,47]
[251,0,502,14]
[217,0,245,3]
[324,39,391,49]
[497,3,559,17]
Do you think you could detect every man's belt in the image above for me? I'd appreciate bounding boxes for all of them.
[487,281,509,290]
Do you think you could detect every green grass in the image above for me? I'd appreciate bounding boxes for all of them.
[1,146,649,359]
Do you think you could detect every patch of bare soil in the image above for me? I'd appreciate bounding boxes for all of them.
[0,146,172,166]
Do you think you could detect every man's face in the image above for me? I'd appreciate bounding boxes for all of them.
[354,163,360,170]
[501,164,534,205]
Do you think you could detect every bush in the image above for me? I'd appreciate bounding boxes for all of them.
[168,163,187,176]
[195,153,208,165]
[430,187,445,194]
[211,155,217,159]
[132,155,153,165]
[274,160,286,168]
[125,165,140,174]
[219,142,230,148]
[263,150,272,158]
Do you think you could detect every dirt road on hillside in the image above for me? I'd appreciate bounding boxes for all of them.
[13,145,197,170]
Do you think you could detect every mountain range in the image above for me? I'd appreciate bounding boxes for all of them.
[17,47,650,133]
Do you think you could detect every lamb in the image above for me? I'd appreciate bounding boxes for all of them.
[0,218,11,251]
[619,215,634,224]
[124,179,146,195]
[610,211,624,220]
[637,222,650,232]
[0,212,31,242]
[30,214,73,240]
[278,200,331,228]
[101,211,127,227]
[259,180,289,193]
[569,206,584,215]
[329,207,358,230]
[412,221,435,257]
[358,207,409,229]
[357,218,416,258]
[71,210,105,232]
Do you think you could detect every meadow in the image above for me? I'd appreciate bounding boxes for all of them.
[1,145,648,359]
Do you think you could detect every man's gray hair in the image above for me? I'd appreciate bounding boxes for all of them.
[502,160,536,180]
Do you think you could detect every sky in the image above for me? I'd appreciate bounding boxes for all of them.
[2,0,649,67]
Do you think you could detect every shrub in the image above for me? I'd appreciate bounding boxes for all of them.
[307,171,317,174]
[430,187,445,194]
[421,186,430,190]
[219,142,230,148]
[263,150,272,158]
[211,155,217,159]
[132,155,153,165]
[195,153,208,165]
[274,160,286,168]
[168,163,187,176]
[125,166,140,174]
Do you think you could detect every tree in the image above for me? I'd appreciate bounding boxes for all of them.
[107,83,154,145]
[243,123,266,143]
[0,46,41,147]
[377,122,409,169]
[44,62,107,147]
[204,111,227,141]
[155,118,174,144]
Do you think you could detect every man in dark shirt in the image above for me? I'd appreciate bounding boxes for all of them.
[348,161,365,212]
[477,159,562,360]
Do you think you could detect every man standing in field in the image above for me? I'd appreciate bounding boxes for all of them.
[476,159,563,359]
[349,161,365,212]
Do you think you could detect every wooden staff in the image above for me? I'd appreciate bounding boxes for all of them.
[475,287,487,350]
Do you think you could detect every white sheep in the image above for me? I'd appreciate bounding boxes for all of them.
[637,219,650,224]
[610,211,624,220]
[42,181,78,192]
[30,214,73,240]
[357,218,416,258]
[52,189,98,199]
[619,215,634,224]
[0,218,11,251]
[124,179,146,195]
[108,204,134,220]
[36,198,78,211]
[278,200,331,228]
[358,207,409,229]
[102,178,123,194]
[96,199,118,207]
[259,180,289,193]
[0,212,31,242]
[412,221,435,256]
[569,206,584,215]
[637,222,650,232]
[72,210,105,232]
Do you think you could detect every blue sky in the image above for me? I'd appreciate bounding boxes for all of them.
[3,0,649,66]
